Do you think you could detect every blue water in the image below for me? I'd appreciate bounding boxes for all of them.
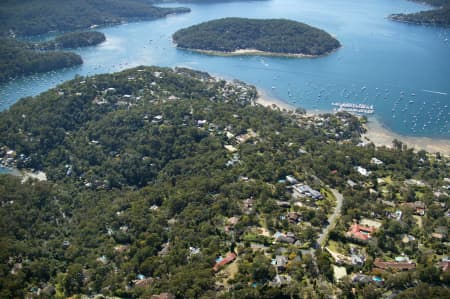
[0,167,11,174]
[0,0,449,138]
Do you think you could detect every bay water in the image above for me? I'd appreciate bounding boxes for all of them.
[0,0,449,141]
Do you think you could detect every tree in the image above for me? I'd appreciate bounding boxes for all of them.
[63,263,84,296]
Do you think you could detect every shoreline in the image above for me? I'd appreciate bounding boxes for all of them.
[177,47,339,59]
[255,90,450,155]
[362,117,450,155]
[255,88,330,116]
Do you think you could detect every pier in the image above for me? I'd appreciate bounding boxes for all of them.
[332,102,375,115]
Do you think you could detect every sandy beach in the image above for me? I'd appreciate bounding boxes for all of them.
[178,47,333,58]
[255,88,297,112]
[362,117,450,156]
[256,90,450,156]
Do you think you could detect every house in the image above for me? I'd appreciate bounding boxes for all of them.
[388,210,402,221]
[227,216,239,227]
[371,157,384,165]
[242,197,254,214]
[404,179,426,187]
[213,252,237,272]
[225,216,239,232]
[197,119,207,127]
[276,200,291,208]
[350,248,366,266]
[352,274,372,284]
[224,145,238,153]
[356,166,370,177]
[151,293,175,299]
[351,254,365,266]
[432,226,448,240]
[269,274,292,287]
[401,234,416,244]
[346,223,377,242]
[347,179,357,188]
[403,201,426,216]
[291,183,323,200]
[273,255,288,271]
[133,277,154,288]
[274,232,296,244]
[374,258,416,270]
[189,247,200,256]
[287,212,301,224]
[286,175,299,185]
[158,242,170,256]
[439,260,450,272]
[377,178,387,185]
[395,255,409,263]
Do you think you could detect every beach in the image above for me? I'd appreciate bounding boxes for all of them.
[362,117,450,156]
[256,90,450,156]
[256,88,297,112]
[178,47,333,58]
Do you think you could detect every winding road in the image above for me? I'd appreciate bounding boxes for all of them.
[317,188,344,247]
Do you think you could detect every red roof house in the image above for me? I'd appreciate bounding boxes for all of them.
[346,223,377,242]
[213,252,237,272]
[374,258,416,271]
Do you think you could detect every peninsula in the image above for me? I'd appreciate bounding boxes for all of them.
[0,38,82,84]
[389,0,450,26]
[172,18,341,57]
[0,32,108,84]
[37,31,106,50]
[0,67,448,298]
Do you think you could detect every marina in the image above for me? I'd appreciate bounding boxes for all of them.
[332,102,375,115]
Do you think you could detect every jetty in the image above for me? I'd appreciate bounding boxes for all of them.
[332,102,375,115]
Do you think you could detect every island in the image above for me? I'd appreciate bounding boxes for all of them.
[389,0,450,26]
[0,38,82,84]
[0,0,190,37]
[0,66,449,299]
[37,31,106,50]
[172,18,341,57]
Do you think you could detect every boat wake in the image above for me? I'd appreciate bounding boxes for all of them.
[421,89,448,96]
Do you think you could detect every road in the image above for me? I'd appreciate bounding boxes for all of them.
[301,188,344,258]
[317,188,344,247]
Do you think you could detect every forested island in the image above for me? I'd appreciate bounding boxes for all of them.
[37,31,106,50]
[0,0,190,37]
[0,38,82,84]
[0,66,449,298]
[173,18,341,57]
[390,0,450,26]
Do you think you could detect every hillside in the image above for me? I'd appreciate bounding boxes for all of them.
[390,0,450,26]
[173,18,341,56]
[0,38,82,84]
[0,0,190,37]
[0,66,449,298]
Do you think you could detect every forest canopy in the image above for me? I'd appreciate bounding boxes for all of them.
[0,66,448,298]
[0,0,190,36]
[172,18,341,56]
